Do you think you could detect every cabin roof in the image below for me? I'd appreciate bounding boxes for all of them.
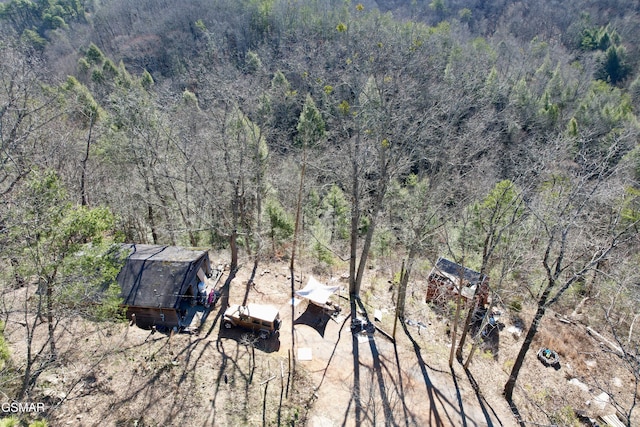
[432,257,486,287]
[117,244,210,309]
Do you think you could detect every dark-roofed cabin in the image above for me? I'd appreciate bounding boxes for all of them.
[426,257,489,306]
[117,244,212,330]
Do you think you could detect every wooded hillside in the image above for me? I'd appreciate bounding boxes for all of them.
[1,1,639,426]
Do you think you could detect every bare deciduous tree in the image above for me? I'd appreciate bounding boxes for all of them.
[504,157,639,402]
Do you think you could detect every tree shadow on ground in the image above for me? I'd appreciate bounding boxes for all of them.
[392,339,415,427]
[449,365,468,427]
[340,298,423,426]
[150,270,235,426]
[48,265,275,427]
[401,319,461,426]
[44,323,167,423]
[202,267,288,425]
[343,297,362,426]
[309,311,351,391]
[506,398,526,427]
[112,270,233,425]
[93,332,196,427]
[217,327,281,353]
[463,367,504,427]
[355,298,397,425]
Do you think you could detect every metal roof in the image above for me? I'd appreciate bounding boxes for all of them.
[117,244,210,309]
[225,304,280,322]
[433,257,486,286]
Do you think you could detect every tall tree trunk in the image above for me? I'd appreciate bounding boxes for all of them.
[248,122,267,266]
[289,148,307,383]
[46,280,56,359]
[393,257,412,340]
[348,138,360,297]
[147,203,158,244]
[449,292,463,367]
[504,303,546,401]
[229,180,242,273]
[352,172,388,296]
[504,284,552,401]
[353,213,376,296]
[144,179,159,244]
[457,237,492,362]
[230,228,238,273]
[80,114,94,207]
[464,296,497,369]
[18,289,39,399]
[169,181,196,246]
[398,259,411,319]
[455,292,479,362]
[154,180,176,246]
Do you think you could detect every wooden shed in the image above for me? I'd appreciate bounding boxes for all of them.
[117,244,213,330]
[426,257,489,306]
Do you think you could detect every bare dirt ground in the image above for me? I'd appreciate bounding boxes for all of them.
[2,253,638,426]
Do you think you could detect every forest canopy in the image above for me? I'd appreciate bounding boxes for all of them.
[1,0,639,424]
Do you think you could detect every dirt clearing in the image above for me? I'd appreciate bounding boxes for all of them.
[3,256,637,426]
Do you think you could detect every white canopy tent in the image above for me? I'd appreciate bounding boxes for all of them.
[295,276,341,306]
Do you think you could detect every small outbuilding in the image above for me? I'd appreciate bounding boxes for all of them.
[117,244,213,330]
[426,257,489,306]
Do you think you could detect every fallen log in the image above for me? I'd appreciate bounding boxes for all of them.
[585,326,624,357]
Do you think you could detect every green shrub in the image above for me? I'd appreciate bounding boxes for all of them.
[0,417,20,427]
[0,321,9,368]
[508,299,522,312]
